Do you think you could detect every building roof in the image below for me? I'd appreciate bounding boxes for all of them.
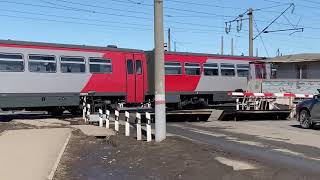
[253,53,320,63]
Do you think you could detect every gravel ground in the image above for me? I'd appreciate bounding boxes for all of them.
[53,125,318,180]
[0,120,35,134]
[1,113,319,180]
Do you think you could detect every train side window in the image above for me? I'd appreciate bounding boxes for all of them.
[0,53,24,72]
[136,60,142,74]
[29,55,56,73]
[220,63,235,76]
[127,60,134,74]
[89,58,112,73]
[165,62,181,75]
[236,64,249,77]
[185,62,200,75]
[203,63,219,76]
[61,56,86,73]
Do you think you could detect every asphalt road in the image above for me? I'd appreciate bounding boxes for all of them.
[166,120,320,176]
[3,112,320,179]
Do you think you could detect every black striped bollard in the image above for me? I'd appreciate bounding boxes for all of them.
[105,110,110,129]
[99,109,103,127]
[125,111,130,136]
[136,112,142,141]
[146,112,152,142]
[86,104,91,123]
[82,97,86,121]
[115,110,119,132]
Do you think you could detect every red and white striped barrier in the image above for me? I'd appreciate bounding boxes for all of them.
[228,92,314,98]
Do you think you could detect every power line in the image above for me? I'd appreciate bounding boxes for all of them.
[0,14,152,31]
[0,0,151,20]
[0,7,249,35]
[110,0,235,18]
[253,3,296,40]
[263,0,320,10]
[253,18,269,57]
[43,0,152,15]
[0,1,243,32]
[166,0,245,10]
[0,8,151,28]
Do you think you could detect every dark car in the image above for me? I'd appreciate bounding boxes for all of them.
[296,95,320,129]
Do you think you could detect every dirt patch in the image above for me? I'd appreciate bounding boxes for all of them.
[54,126,279,180]
[0,121,36,134]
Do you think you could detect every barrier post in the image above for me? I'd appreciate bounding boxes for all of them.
[83,104,86,121]
[105,110,110,129]
[82,97,86,120]
[146,112,152,142]
[136,112,142,141]
[236,98,240,111]
[86,104,91,122]
[99,109,103,127]
[125,111,130,136]
[115,110,119,132]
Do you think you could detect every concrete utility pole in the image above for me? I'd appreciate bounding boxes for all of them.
[168,28,171,52]
[256,48,259,57]
[154,0,166,142]
[231,38,234,55]
[277,48,280,56]
[248,8,253,57]
[221,36,224,55]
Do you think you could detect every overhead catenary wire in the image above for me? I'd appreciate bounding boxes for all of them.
[24,0,320,31]
[40,0,152,15]
[0,8,251,35]
[253,18,270,57]
[0,0,238,31]
[1,1,319,41]
[0,0,151,20]
[0,0,318,57]
[43,0,320,31]
[253,3,296,40]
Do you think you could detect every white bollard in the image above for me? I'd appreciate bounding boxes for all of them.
[125,111,130,136]
[236,98,240,111]
[105,110,110,129]
[146,112,152,142]
[83,106,86,121]
[99,109,103,127]
[136,112,142,141]
[115,110,119,132]
[82,97,86,120]
[86,104,91,122]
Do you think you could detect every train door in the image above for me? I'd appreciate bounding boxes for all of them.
[134,54,144,103]
[126,55,135,103]
[125,53,144,103]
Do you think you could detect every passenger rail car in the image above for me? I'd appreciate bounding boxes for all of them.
[0,40,259,114]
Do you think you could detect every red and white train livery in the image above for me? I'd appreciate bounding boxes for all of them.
[0,40,260,114]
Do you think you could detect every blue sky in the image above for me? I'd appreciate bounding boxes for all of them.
[0,0,319,57]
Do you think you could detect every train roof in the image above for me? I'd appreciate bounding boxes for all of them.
[146,50,264,60]
[165,51,263,59]
[0,39,144,53]
[0,39,265,60]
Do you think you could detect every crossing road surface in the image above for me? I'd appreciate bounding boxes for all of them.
[167,120,320,176]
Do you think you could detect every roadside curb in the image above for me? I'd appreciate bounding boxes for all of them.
[47,129,72,180]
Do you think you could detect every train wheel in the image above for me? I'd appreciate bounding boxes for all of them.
[49,109,64,116]
[69,107,82,116]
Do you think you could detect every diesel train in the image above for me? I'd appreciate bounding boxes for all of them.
[0,40,260,115]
